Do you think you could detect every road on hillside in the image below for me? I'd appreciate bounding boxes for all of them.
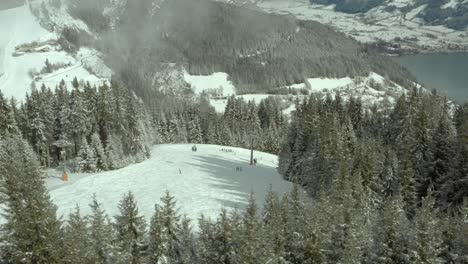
[0,0,24,10]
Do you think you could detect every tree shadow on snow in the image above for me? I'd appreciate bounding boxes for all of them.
[184,154,291,212]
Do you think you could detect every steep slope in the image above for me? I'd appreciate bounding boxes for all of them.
[0,2,110,100]
[47,144,292,223]
[36,0,414,98]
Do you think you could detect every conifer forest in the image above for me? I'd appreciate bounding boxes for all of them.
[0,0,467,263]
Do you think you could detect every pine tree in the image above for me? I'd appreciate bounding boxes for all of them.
[0,136,62,263]
[63,206,90,264]
[44,58,53,73]
[91,132,107,171]
[213,209,235,264]
[413,106,434,202]
[373,195,412,264]
[187,115,203,144]
[114,192,147,264]
[178,215,197,264]
[197,214,217,263]
[238,193,266,264]
[284,184,310,263]
[70,87,91,154]
[0,90,15,137]
[399,146,418,218]
[412,194,444,263]
[262,188,287,263]
[430,116,455,204]
[77,136,97,172]
[148,205,164,264]
[155,191,182,263]
[88,195,115,264]
[440,112,468,209]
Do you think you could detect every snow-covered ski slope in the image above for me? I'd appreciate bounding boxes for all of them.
[0,3,107,100]
[48,144,292,223]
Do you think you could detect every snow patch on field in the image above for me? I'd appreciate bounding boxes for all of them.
[47,144,292,224]
[184,71,236,96]
[307,76,354,92]
[208,72,405,115]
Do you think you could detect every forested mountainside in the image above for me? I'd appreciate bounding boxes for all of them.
[309,0,468,30]
[279,88,468,210]
[1,92,467,264]
[36,0,415,96]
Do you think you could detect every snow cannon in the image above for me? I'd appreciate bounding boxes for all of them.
[62,172,69,182]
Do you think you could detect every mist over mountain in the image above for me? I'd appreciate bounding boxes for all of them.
[46,0,415,96]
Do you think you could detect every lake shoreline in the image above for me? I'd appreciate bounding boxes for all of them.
[393,53,468,103]
[376,41,468,57]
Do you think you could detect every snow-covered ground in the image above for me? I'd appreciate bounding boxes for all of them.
[46,144,292,224]
[184,71,236,97]
[208,72,405,114]
[0,3,108,100]
[256,0,468,53]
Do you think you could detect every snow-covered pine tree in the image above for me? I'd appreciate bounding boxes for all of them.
[91,132,107,171]
[412,194,444,263]
[88,195,115,264]
[0,136,62,263]
[177,215,197,264]
[148,205,164,264]
[238,193,268,263]
[212,209,236,264]
[372,195,412,264]
[0,90,13,137]
[197,214,217,263]
[429,115,455,204]
[262,188,287,262]
[77,136,97,172]
[114,192,147,264]
[152,191,182,263]
[104,134,122,170]
[63,206,91,263]
[187,115,203,144]
[70,87,91,154]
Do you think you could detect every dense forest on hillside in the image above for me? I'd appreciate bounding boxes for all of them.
[0,80,287,172]
[279,89,468,210]
[0,134,467,263]
[54,0,415,96]
[0,1,466,263]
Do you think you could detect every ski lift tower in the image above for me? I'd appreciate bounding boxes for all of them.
[250,137,254,165]
[52,137,73,181]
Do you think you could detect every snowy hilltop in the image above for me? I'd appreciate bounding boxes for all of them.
[46,144,292,224]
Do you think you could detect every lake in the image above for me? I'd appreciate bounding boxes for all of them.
[394,53,468,103]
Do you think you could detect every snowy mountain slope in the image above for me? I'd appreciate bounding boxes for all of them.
[207,72,406,114]
[0,3,109,100]
[46,144,292,224]
[255,0,468,53]
[29,0,91,34]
